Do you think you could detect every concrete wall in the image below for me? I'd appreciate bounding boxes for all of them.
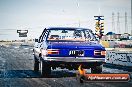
[106,51,132,67]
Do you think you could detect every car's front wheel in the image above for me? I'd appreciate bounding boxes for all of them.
[91,65,102,74]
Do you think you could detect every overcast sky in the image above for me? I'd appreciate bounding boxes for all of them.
[0,0,131,40]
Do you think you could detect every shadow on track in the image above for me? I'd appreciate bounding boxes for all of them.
[0,70,76,78]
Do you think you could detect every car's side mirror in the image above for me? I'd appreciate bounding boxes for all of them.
[35,38,38,42]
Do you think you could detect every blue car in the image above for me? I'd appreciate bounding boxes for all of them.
[33,27,106,76]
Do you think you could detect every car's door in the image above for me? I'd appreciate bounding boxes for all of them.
[34,29,48,57]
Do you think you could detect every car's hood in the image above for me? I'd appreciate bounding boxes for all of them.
[47,42,105,50]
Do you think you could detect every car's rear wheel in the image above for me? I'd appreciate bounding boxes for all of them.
[91,65,102,74]
[40,60,51,77]
[34,55,39,72]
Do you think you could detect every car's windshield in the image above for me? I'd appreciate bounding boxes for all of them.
[47,29,97,42]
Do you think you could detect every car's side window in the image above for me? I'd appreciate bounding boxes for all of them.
[42,30,49,41]
[38,35,42,43]
[38,29,46,43]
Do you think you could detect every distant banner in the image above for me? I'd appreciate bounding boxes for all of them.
[17,30,28,37]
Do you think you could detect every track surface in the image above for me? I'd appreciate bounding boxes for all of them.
[0,44,132,87]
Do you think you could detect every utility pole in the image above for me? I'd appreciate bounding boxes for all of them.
[125,12,128,33]
[131,0,132,35]
[94,16,104,39]
[78,20,80,27]
[117,12,120,34]
[112,12,115,33]
[76,1,80,27]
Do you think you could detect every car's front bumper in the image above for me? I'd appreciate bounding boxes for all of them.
[43,57,105,63]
